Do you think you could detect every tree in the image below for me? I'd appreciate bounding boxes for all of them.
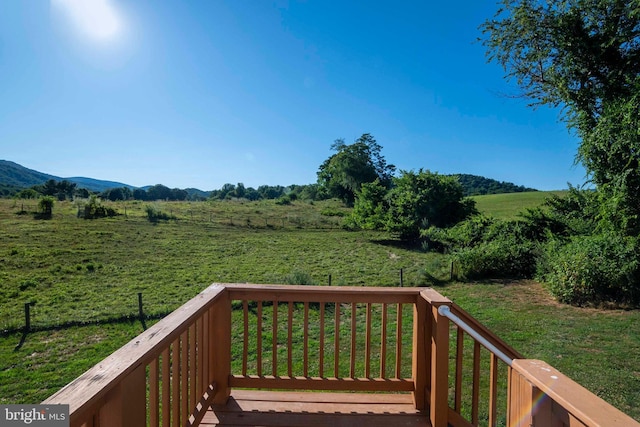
[317,133,395,206]
[481,0,640,233]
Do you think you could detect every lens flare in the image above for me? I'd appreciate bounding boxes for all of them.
[52,0,122,42]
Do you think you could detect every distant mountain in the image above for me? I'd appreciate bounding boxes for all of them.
[0,160,58,188]
[451,173,538,196]
[0,160,135,193]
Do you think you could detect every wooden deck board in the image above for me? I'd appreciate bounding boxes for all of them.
[200,390,431,427]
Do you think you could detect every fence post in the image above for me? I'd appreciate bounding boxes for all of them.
[24,302,32,332]
[211,291,231,405]
[137,293,143,319]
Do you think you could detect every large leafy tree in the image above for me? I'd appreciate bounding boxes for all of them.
[317,133,395,206]
[481,0,640,233]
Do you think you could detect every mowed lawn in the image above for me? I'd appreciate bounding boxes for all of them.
[0,196,638,422]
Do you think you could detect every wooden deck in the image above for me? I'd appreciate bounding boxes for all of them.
[200,390,431,427]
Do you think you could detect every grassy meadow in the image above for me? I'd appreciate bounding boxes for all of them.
[470,190,567,219]
[0,193,639,422]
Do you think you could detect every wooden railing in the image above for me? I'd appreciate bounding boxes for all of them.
[43,283,640,427]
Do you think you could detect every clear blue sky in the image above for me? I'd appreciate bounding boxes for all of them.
[1,0,587,191]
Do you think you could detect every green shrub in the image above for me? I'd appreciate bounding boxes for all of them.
[453,236,539,280]
[537,233,640,306]
[145,205,174,222]
[283,271,316,285]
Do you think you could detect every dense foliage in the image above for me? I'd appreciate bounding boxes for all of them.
[477,0,640,305]
[453,173,537,196]
[348,170,476,241]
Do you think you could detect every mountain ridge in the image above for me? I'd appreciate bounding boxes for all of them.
[0,159,538,197]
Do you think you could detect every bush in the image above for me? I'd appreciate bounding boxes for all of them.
[37,196,55,218]
[81,196,118,219]
[453,236,539,280]
[145,205,174,222]
[537,233,640,306]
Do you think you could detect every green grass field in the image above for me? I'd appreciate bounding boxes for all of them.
[471,190,567,219]
[0,194,638,422]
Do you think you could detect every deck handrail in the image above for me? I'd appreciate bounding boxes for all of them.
[439,305,514,366]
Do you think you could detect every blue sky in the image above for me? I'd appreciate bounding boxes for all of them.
[1,1,587,191]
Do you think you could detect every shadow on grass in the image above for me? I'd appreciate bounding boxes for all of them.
[10,312,171,351]
[368,238,425,252]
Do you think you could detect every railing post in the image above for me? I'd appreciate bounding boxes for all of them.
[430,301,450,427]
[211,290,231,405]
[508,366,553,427]
[98,363,146,427]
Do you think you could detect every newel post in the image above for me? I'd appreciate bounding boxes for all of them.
[210,290,231,405]
[421,290,452,427]
[508,364,553,427]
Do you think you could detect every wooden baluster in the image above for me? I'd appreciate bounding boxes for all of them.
[189,322,197,411]
[242,300,249,377]
[472,341,481,426]
[412,296,428,410]
[161,347,170,427]
[395,303,403,379]
[197,316,204,398]
[288,301,293,377]
[272,300,278,377]
[180,330,189,425]
[303,301,309,377]
[257,301,263,377]
[489,353,499,427]
[149,358,159,427]
[319,302,325,378]
[350,302,357,378]
[334,302,341,378]
[171,338,180,426]
[380,303,388,379]
[454,328,464,413]
[365,303,372,379]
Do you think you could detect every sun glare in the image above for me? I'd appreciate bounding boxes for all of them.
[52,0,122,42]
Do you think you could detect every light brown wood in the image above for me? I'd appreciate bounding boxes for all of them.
[202,390,431,427]
[380,302,388,378]
[210,292,231,405]
[43,284,226,423]
[429,302,449,427]
[395,303,403,379]
[454,328,464,413]
[365,302,372,378]
[319,302,325,378]
[334,302,340,378]
[229,375,415,392]
[471,341,480,426]
[412,295,428,410]
[224,284,421,306]
[181,329,189,426]
[287,301,293,377]
[98,363,146,427]
[242,301,248,376]
[149,357,159,427]
[171,337,181,426]
[162,347,170,427]
[350,302,357,378]
[303,301,309,377]
[489,353,499,427]
[189,322,197,411]
[256,301,263,377]
[272,299,278,377]
[511,359,640,427]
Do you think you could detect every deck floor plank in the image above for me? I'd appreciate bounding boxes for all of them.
[200,390,431,427]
